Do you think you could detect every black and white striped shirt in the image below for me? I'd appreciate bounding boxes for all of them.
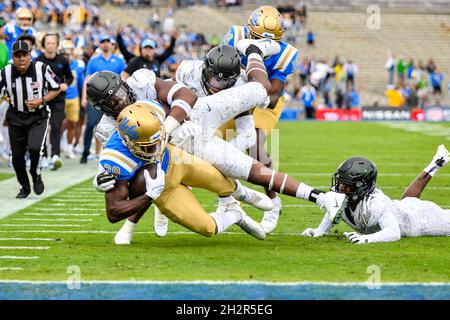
[0,61,60,113]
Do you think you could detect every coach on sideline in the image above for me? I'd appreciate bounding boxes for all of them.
[0,40,60,198]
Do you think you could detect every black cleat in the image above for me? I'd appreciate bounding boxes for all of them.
[16,188,30,199]
[80,153,88,164]
[33,175,45,195]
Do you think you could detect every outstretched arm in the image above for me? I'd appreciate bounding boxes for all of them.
[301,210,333,237]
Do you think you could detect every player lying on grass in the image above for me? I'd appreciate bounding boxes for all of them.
[91,41,348,244]
[301,145,450,244]
[101,100,267,241]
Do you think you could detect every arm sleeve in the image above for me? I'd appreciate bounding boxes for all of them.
[228,115,256,152]
[116,32,135,63]
[365,212,401,243]
[44,65,61,90]
[155,36,176,64]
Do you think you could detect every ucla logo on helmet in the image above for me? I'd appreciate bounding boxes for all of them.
[119,117,139,140]
[251,10,262,26]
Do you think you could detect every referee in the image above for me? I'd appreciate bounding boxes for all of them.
[0,40,60,198]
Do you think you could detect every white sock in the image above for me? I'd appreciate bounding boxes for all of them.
[295,183,314,200]
[210,210,240,234]
[272,196,282,208]
[119,219,136,233]
[424,162,441,177]
[232,180,247,200]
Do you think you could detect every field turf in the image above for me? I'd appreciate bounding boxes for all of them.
[0,121,449,284]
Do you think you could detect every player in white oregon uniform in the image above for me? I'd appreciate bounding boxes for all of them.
[91,41,348,244]
[301,145,450,244]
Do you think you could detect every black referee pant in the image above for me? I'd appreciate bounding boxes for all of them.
[6,108,49,193]
[48,100,66,157]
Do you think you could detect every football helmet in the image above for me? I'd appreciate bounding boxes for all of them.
[247,6,285,42]
[59,39,75,56]
[16,8,34,28]
[117,102,166,163]
[87,71,136,118]
[332,157,377,202]
[201,44,241,95]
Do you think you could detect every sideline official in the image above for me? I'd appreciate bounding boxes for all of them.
[0,40,60,198]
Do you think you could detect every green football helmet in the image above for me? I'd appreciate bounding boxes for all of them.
[332,157,378,202]
[201,44,241,95]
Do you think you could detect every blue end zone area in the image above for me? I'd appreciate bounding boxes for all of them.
[0,282,449,300]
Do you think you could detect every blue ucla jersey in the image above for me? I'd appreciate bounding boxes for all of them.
[66,60,86,100]
[99,131,170,181]
[223,25,298,84]
[4,22,37,59]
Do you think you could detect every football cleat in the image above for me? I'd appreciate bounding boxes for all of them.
[261,196,282,234]
[153,206,168,237]
[317,191,348,225]
[236,39,281,58]
[433,144,449,168]
[50,154,62,171]
[229,202,266,240]
[232,180,274,211]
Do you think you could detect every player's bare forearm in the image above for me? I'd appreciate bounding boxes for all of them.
[105,181,152,223]
[268,79,284,109]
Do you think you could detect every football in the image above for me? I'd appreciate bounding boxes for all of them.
[128,163,157,198]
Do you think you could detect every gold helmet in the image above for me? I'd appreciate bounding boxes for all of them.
[247,6,285,42]
[117,101,166,163]
[59,39,75,55]
[16,8,34,28]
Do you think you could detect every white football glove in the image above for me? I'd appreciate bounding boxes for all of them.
[343,232,371,244]
[144,163,166,200]
[300,228,324,237]
[171,120,202,146]
[93,172,116,192]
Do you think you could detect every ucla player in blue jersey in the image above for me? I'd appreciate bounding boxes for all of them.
[220,6,299,233]
[99,99,267,243]
[3,8,37,60]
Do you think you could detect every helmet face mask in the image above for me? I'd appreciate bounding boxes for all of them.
[16,8,34,28]
[201,63,238,94]
[331,157,378,202]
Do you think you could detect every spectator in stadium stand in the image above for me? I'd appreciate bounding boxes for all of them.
[299,58,310,88]
[209,33,221,48]
[405,84,419,108]
[345,85,361,109]
[385,54,395,86]
[306,30,315,47]
[396,55,406,83]
[343,59,358,89]
[430,68,443,94]
[406,57,414,80]
[385,84,405,107]
[300,81,316,120]
[0,17,8,70]
[426,58,437,74]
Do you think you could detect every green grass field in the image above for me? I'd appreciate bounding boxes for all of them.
[0,173,14,182]
[0,121,449,283]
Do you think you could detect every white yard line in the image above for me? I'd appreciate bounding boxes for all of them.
[45,203,103,207]
[0,267,23,271]
[12,218,92,222]
[24,213,101,216]
[0,238,61,241]
[32,208,101,211]
[0,246,50,250]
[0,224,84,227]
[0,158,98,220]
[0,256,39,259]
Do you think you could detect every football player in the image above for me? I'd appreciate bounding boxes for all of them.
[90,42,347,244]
[101,100,267,242]
[301,145,450,243]
[221,6,299,233]
[3,8,37,60]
